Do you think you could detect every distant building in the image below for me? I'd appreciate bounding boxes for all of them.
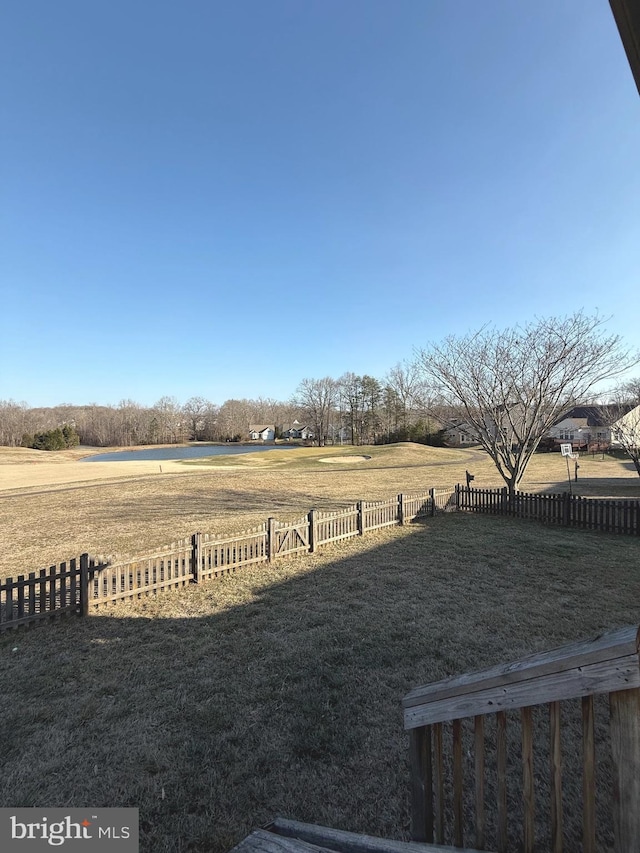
[547,405,633,450]
[282,420,314,441]
[442,420,480,447]
[248,424,276,442]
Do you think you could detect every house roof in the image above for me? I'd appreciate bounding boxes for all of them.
[553,405,633,428]
[248,424,275,433]
[442,419,478,437]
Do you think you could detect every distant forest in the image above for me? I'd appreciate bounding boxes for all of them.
[0,365,443,448]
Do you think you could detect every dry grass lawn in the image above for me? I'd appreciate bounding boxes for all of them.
[1,442,638,575]
[1,514,639,852]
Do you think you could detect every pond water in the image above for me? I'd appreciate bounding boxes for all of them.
[81,444,296,462]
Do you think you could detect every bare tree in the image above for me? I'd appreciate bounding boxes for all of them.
[153,397,182,444]
[294,377,338,447]
[417,313,638,496]
[0,400,31,446]
[383,361,431,441]
[338,373,365,445]
[182,396,210,441]
[216,399,253,441]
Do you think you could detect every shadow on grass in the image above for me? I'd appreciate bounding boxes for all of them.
[1,515,640,853]
[531,477,640,499]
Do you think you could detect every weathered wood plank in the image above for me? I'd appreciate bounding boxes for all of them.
[582,695,596,853]
[610,687,640,852]
[474,716,485,851]
[79,553,89,617]
[409,726,433,842]
[549,701,563,853]
[496,712,507,853]
[405,653,640,728]
[433,722,444,845]
[453,718,463,847]
[17,574,25,619]
[265,819,491,853]
[403,625,639,710]
[521,707,534,853]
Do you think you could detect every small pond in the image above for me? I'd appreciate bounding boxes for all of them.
[81,444,296,462]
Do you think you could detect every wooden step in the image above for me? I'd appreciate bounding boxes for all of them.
[228,818,490,853]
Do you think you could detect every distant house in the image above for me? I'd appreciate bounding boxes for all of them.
[547,405,630,450]
[248,424,276,442]
[443,420,480,447]
[610,404,640,449]
[282,420,314,441]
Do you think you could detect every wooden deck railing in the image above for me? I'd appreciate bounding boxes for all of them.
[404,625,640,852]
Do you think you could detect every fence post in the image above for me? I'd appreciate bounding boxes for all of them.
[192,532,202,583]
[563,492,571,527]
[4,577,14,630]
[502,487,508,515]
[79,553,89,617]
[430,488,436,517]
[309,509,317,553]
[398,494,405,526]
[455,483,461,511]
[357,501,364,535]
[267,517,276,561]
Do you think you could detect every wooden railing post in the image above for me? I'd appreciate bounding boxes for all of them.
[452,718,464,847]
[398,494,405,526]
[409,725,433,842]
[357,501,364,535]
[430,488,436,517]
[550,701,564,853]
[79,553,89,617]
[192,532,202,583]
[267,517,276,561]
[521,706,535,853]
[610,686,640,852]
[455,483,461,511]
[583,695,596,853]
[474,715,486,850]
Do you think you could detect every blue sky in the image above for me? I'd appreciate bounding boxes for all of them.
[2,1,639,407]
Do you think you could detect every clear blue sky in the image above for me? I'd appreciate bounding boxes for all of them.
[2,1,639,407]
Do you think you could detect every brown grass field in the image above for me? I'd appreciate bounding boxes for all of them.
[0,443,639,852]
[1,442,638,573]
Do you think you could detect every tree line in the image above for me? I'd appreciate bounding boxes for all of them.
[2,313,639,492]
[0,363,439,450]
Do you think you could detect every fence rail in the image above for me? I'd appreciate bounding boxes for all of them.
[0,488,454,632]
[457,485,640,535]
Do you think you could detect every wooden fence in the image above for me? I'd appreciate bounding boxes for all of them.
[456,484,640,535]
[0,488,454,632]
[0,555,104,631]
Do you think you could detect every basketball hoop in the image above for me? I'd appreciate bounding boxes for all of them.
[560,443,572,457]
